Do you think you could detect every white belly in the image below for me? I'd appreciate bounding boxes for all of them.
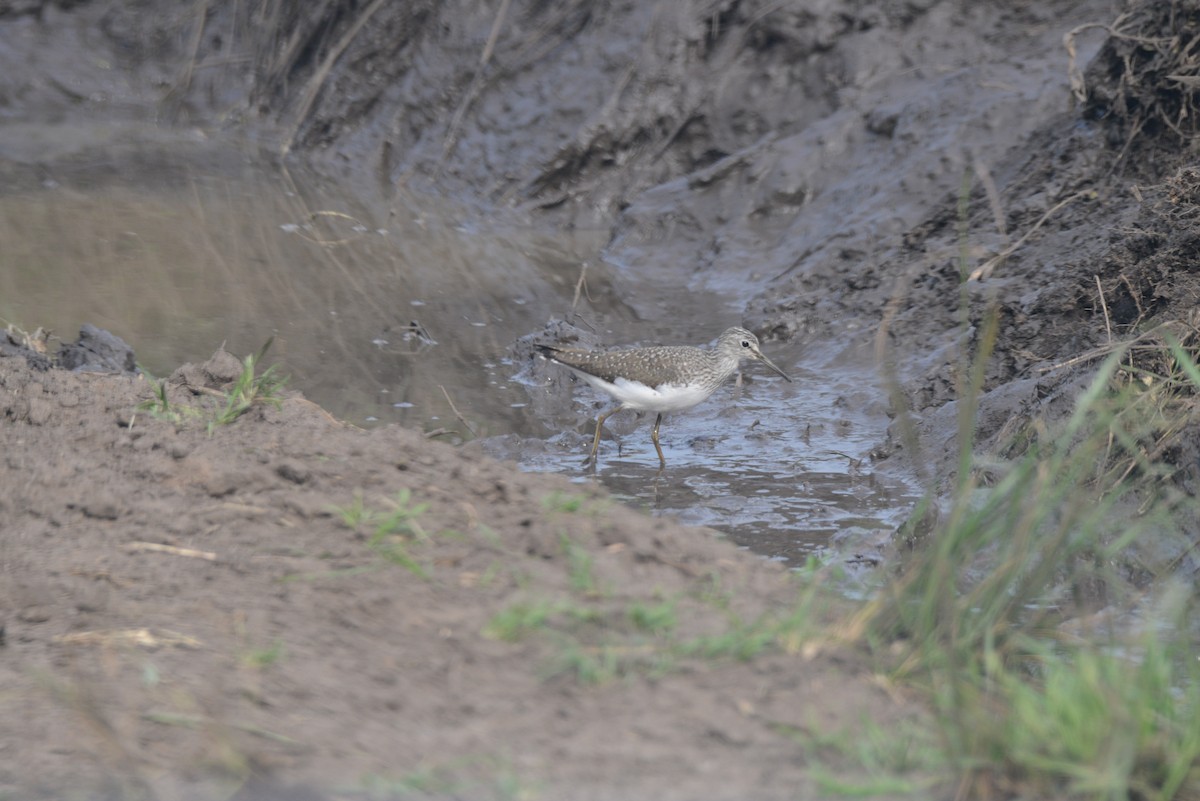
[576,372,717,413]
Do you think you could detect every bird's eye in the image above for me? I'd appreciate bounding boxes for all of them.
[741,339,751,349]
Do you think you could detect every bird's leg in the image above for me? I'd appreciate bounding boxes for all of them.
[650,412,666,469]
[585,407,619,467]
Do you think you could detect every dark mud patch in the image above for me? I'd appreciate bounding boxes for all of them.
[806,0,1200,492]
[1079,0,1200,174]
[1097,165,1200,332]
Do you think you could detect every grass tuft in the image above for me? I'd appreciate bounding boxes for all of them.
[850,161,1200,797]
[329,488,446,579]
[862,315,1200,796]
[207,339,287,434]
[132,342,287,432]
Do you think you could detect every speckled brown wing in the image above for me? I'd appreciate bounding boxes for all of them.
[537,344,705,388]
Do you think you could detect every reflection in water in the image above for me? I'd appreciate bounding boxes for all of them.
[1,138,919,564]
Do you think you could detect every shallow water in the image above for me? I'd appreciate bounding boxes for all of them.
[509,357,918,564]
[1,136,919,563]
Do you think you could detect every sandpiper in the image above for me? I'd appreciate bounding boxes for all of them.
[537,326,792,468]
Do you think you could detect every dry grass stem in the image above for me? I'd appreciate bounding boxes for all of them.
[124,541,219,561]
[54,629,203,649]
[438,384,478,438]
[969,190,1095,281]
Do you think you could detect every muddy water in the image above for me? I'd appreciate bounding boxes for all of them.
[1,136,918,562]
[512,351,918,563]
[0,137,607,433]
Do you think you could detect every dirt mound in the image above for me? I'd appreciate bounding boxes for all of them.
[0,351,915,799]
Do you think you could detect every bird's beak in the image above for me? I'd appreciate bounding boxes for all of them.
[754,349,792,382]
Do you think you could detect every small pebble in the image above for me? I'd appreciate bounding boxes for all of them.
[81,498,120,520]
[276,460,310,485]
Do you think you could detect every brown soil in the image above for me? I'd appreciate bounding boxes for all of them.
[0,344,920,800]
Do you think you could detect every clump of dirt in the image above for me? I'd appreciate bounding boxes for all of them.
[1080,0,1200,172]
[56,323,137,374]
[1097,165,1200,330]
[0,325,51,371]
[0,348,919,800]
